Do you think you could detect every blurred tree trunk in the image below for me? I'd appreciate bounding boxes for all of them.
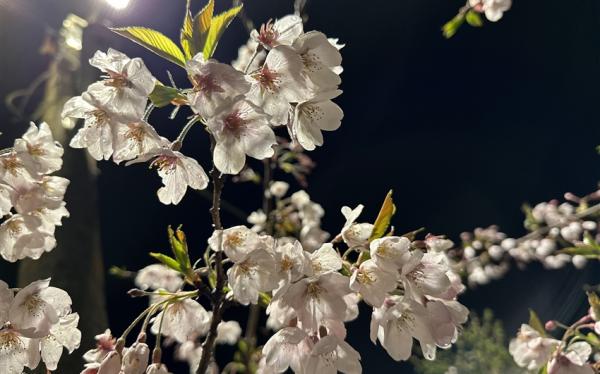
[18,19,108,373]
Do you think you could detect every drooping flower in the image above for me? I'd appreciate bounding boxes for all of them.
[261,326,309,373]
[205,97,276,175]
[120,339,150,374]
[304,334,362,374]
[251,15,304,50]
[186,54,250,118]
[150,299,211,343]
[423,299,468,349]
[291,90,343,151]
[508,324,560,371]
[145,363,172,374]
[128,147,209,205]
[40,313,82,371]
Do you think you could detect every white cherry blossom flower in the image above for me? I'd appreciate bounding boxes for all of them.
[400,250,451,300]
[13,122,63,176]
[369,236,411,273]
[40,312,82,371]
[262,326,309,373]
[128,147,209,205]
[424,299,468,348]
[341,205,373,249]
[273,240,310,284]
[135,264,184,292]
[226,246,278,305]
[150,299,210,343]
[98,350,121,374]
[9,279,72,339]
[216,320,242,345]
[0,327,40,374]
[509,324,560,370]
[305,243,342,277]
[304,334,362,374]
[83,329,116,363]
[206,96,276,175]
[292,31,342,91]
[547,342,594,374]
[247,46,309,125]
[87,48,155,116]
[0,182,13,216]
[281,271,351,331]
[62,92,136,161]
[370,296,437,361]
[291,90,343,151]
[269,181,289,198]
[186,55,250,118]
[251,15,304,50]
[208,226,263,261]
[112,121,164,164]
[349,259,397,307]
[0,214,48,262]
[0,151,35,185]
[0,280,13,325]
[469,0,512,22]
[232,39,266,72]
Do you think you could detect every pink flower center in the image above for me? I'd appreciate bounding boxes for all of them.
[258,20,278,48]
[104,70,130,88]
[253,65,280,92]
[192,73,224,95]
[151,155,178,174]
[223,111,247,134]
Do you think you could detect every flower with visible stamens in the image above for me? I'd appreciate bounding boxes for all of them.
[251,15,304,50]
[290,89,343,151]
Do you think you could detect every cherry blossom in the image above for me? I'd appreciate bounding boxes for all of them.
[40,313,82,371]
[251,15,304,50]
[112,121,164,164]
[292,31,342,91]
[291,90,343,151]
[509,324,560,370]
[349,259,397,307]
[128,147,209,205]
[205,96,276,175]
[186,54,250,118]
[150,299,211,343]
[135,264,184,292]
[469,0,512,22]
[13,122,63,176]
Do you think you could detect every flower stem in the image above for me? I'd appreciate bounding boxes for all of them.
[196,134,227,374]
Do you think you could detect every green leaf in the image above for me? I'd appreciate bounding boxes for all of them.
[168,226,191,271]
[110,27,186,67]
[538,365,548,374]
[180,0,195,60]
[586,332,600,348]
[587,291,600,320]
[442,13,465,39]
[465,10,483,27]
[369,190,396,241]
[190,0,215,57]
[528,309,546,337]
[558,245,600,257]
[202,4,243,59]
[149,83,187,108]
[150,252,182,272]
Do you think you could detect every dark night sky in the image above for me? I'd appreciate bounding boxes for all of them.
[2,0,600,372]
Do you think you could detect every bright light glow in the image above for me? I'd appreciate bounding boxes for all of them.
[105,0,130,10]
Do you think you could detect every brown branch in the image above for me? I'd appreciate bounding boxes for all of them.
[196,135,227,374]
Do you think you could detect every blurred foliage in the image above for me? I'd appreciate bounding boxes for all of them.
[412,309,528,374]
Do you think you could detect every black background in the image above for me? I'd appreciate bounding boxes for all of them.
[2,0,600,371]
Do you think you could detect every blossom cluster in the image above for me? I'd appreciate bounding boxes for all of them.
[440,189,600,287]
[0,278,80,374]
[0,122,69,262]
[61,14,343,207]
[509,292,600,373]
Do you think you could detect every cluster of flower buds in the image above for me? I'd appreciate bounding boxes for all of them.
[509,291,600,373]
[0,123,69,262]
[0,278,80,374]
[443,189,600,287]
[248,187,329,252]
